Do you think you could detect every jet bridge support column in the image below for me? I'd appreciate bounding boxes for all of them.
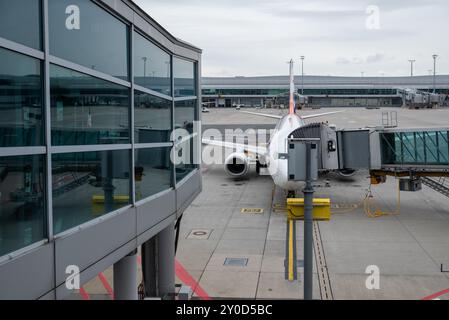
[303,143,314,300]
[142,238,158,297]
[113,250,138,300]
[157,223,176,299]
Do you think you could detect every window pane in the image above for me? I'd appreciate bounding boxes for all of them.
[174,58,195,97]
[134,91,171,144]
[0,155,45,257]
[52,150,130,234]
[175,99,196,134]
[0,0,41,50]
[134,32,171,96]
[50,64,130,146]
[0,47,43,147]
[135,147,171,201]
[48,0,128,80]
[174,138,197,183]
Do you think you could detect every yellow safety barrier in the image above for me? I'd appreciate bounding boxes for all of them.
[287,198,331,221]
[92,195,130,204]
[287,219,295,281]
[92,195,130,216]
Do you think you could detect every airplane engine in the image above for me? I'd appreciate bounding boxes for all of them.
[338,169,357,177]
[224,153,250,177]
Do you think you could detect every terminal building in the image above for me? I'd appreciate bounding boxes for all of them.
[0,0,201,299]
[202,75,449,108]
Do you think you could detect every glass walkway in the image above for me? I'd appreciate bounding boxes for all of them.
[380,129,449,167]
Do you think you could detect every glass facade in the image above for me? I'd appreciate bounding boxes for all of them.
[50,64,130,146]
[135,147,172,201]
[134,91,171,144]
[174,58,195,97]
[0,0,42,50]
[0,0,199,258]
[134,32,171,96]
[52,150,131,234]
[0,48,43,147]
[0,155,46,257]
[48,0,129,80]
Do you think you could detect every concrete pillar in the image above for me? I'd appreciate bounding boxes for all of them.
[113,251,138,300]
[157,223,175,299]
[141,238,158,297]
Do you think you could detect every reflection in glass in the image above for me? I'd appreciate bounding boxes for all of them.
[0,0,42,50]
[48,0,128,80]
[52,150,130,234]
[0,155,45,257]
[50,64,130,146]
[175,99,196,134]
[135,148,171,201]
[0,48,43,147]
[174,58,195,97]
[134,91,172,144]
[175,138,197,183]
[134,32,171,96]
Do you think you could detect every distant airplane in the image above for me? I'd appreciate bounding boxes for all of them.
[202,59,345,193]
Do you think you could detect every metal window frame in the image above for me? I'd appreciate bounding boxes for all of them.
[50,144,132,154]
[0,147,46,157]
[134,142,173,149]
[134,84,173,101]
[49,55,131,88]
[130,24,136,206]
[0,36,44,60]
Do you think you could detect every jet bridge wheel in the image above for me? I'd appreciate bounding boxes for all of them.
[256,159,267,175]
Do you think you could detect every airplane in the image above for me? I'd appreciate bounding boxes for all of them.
[202,59,347,194]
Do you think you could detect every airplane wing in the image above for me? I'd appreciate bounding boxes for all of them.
[240,111,283,120]
[202,138,267,156]
[301,110,345,120]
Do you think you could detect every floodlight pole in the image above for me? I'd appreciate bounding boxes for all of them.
[433,54,438,94]
[300,56,305,95]
[303,142,314,300]
[408,59,415,77]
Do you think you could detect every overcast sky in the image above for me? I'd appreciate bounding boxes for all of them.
[134,0,449,77]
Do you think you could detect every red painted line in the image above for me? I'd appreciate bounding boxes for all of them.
[422,287,449,300]
[79,287,90,300]
[98,272,115,300]
[137,255,211,300]
[175,259,211,300]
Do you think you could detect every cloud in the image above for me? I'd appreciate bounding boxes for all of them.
[134,0,449,77]
[366,53,384,63]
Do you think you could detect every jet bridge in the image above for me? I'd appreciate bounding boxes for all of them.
[289,123,449,194]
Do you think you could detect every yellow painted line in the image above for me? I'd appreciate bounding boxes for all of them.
[288,220,294,281]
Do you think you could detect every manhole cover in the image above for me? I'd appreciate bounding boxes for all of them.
[224,258,248,267]
[186,229,212,240]
[241,208,264,214]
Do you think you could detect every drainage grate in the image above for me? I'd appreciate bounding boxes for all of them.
[241,208,264,214]
[223,258,248,267]
[186,229,212,240]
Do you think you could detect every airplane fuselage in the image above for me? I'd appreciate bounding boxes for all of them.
[266,113,306,190]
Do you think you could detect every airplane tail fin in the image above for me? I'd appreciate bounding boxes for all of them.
[289,59,295,115]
